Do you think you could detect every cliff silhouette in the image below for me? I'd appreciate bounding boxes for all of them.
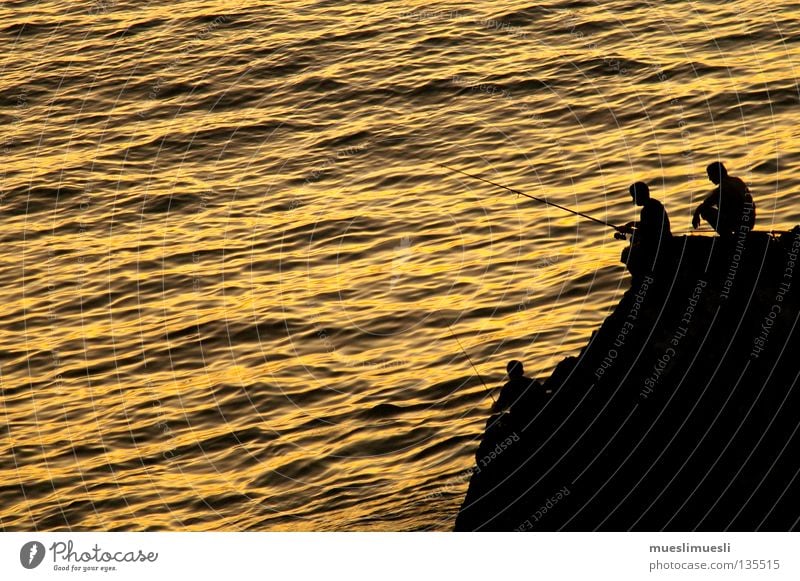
[456,228,800,531]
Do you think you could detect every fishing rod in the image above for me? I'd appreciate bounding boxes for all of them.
[434,162,627,238]
[448,324,496,404]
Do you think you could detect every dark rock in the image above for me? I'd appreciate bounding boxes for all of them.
[456,229,800,531]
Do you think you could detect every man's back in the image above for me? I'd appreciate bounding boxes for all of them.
[637,198,672,247]
[717,175,748,207]
[494,375,540,414]
[716,175,754,232]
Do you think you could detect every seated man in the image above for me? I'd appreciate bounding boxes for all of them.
[492,360,545,415]
[619,182,672,274]
[692,161,756,236]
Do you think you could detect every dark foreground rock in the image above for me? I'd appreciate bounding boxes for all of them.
[456,229,800,531]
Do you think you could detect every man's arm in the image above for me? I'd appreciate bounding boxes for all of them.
[692,188,720,228]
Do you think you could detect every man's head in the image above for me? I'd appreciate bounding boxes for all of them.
[507,360,524,377]
[629,182,650,206]
[706,161,728,185]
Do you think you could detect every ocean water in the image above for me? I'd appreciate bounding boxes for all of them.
[1,0,800,531]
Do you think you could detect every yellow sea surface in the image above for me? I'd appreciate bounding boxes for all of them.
[1,0,799,530]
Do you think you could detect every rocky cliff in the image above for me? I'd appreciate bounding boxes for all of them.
[456,228,800,531]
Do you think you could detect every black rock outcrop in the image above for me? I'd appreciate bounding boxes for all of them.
[456,229,800,531]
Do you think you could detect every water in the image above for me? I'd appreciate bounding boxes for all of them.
[1,0,799,531]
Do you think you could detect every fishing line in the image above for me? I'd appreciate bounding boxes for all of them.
[447,324,496,404]
[433,161,624,233]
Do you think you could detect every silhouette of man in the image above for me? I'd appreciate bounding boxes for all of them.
[692,161,756,236]
[492,360,544,414]
[619,182,672,275]
[620,181,672,248]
